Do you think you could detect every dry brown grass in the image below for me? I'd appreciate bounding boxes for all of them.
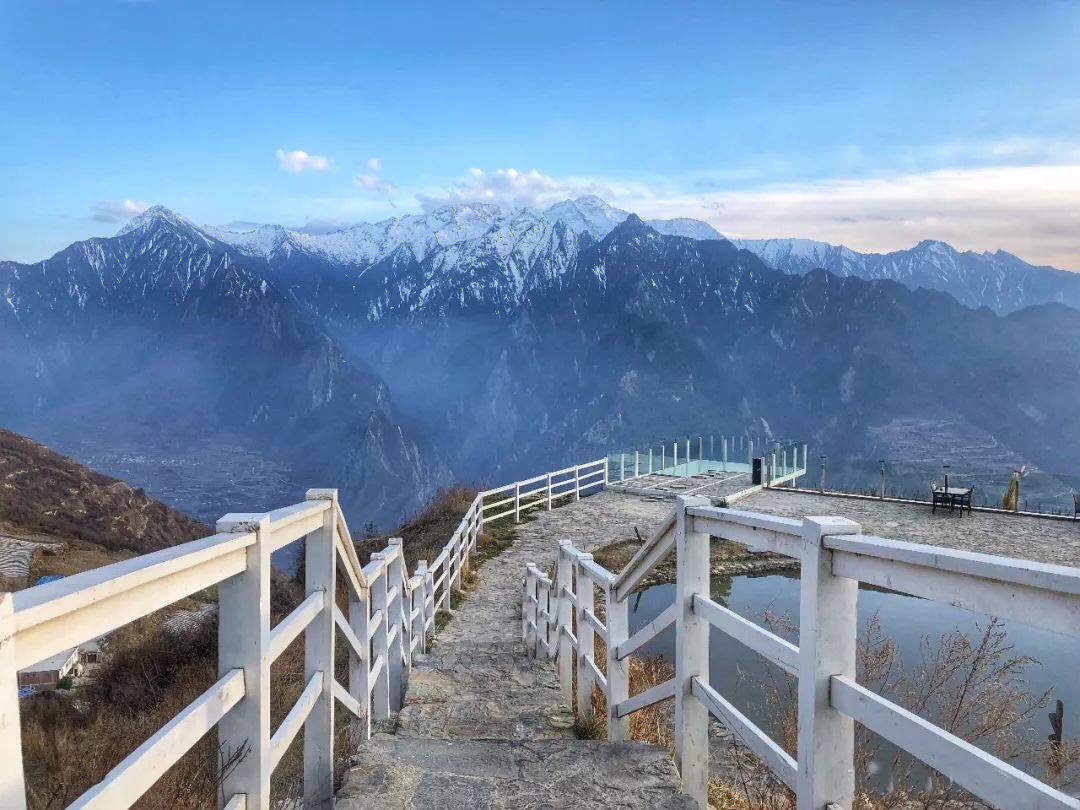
[17,486,515,808]
[354,486,480,570]
[28,538,136,580]
[0,427,209,554]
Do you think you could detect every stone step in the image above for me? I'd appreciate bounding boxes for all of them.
[397,640,574,740]
[334,737,696,809]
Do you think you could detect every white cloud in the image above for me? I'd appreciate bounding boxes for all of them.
[366,157,381,172]
[417,167,648,210]
[637,164,1080,271]
[353,173,396,194]
[276,148,330,173]
[91,198,150,223]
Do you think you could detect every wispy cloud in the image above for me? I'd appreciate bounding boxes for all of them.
[416,167,650,210]
[90,198,150,223]
[630,164,1080,271]
[353,173,396,194]
[276,148,330,173]
[353,157,397,196]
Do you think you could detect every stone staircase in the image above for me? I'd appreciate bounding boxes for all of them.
[335,500,693,808]
[335,637,693,809]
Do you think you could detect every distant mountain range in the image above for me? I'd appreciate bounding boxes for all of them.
[203,194,1080,315]
[2,196,1078,527]
[730,236,1080,314]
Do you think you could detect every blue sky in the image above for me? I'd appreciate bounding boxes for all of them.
[2,0,1079,267]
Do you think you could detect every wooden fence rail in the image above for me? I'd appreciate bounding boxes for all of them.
[522,495,1080,810]
[0,459,607,810]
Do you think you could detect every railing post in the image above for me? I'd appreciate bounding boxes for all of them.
[424,565,435,635]
[514,482,521,523]
[797,517,861,810]
[604,583,630,741]
[673,441,678,471]
[575,555,596,719]
[387,538,405,712]
[556,541,574,704]
[458,528,468,583]
[648,447,653,474]
[216,512,271,810]
[574,465,581,500]
[722,437,728,471]
[685,438,691,467]
[452,531,462,590]
[603,459,610,487]
[748,438,754,465]
[371,552,390,722]
[350,572,371,740]
[546,472,553,510]
[698,436,703,462]
[303,490,336,807]
[0,593,27,810]
[415,561,428,653]
[662,444,666,470]
[473,502,481,549]
[634,451,640,478]
[537,576,550,658]
[674,495,711,808]
[620,453,625,482]
[524,566,538,652]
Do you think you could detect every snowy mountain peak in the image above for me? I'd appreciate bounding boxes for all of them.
[647,217,724,241]
[544,196,630,239]
[913,239,955,255]
[117,205,196,237]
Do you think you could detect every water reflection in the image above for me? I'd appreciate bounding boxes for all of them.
[627,572,1079,794]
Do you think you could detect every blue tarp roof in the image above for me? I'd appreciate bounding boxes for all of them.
[35,575,65,585]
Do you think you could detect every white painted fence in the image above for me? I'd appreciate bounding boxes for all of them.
[522,495,1080,810]
[0,458,606,810]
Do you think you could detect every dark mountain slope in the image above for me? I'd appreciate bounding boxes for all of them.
[0,208,449,528]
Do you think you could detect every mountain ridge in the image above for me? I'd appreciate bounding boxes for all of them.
[4,201,1080,525]
[73,195,1080,317]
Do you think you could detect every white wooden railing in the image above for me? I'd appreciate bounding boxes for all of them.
[0,458,607,810]
[522,494,1080,810]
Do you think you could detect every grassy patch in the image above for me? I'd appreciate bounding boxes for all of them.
[572,712,605,740]
[355,485,479,570]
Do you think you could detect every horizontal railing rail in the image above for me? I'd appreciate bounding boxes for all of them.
[1,456,614,810]
[522,494,1080,809]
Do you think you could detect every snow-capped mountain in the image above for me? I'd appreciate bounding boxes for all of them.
[205,195,723,271]
[732,236,1080,314]
[0,209,450,527]
[201,195,1077,315]
[5,197,1080,525]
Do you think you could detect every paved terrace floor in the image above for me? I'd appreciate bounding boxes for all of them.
[739,488,1080,568]
[609,473,1080,568]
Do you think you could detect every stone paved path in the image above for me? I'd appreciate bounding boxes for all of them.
[335,491,693,809]
[742,488,1080,568]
